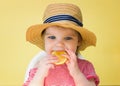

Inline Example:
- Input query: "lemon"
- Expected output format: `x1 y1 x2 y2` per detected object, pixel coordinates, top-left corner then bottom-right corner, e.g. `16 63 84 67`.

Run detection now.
52 51 67 65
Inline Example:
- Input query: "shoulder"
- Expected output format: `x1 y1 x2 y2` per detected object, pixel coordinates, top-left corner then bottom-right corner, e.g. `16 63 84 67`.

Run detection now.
77 58 93 67
77 58 96 74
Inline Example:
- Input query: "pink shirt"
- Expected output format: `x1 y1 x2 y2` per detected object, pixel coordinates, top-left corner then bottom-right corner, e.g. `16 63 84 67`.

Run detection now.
23 59 99 86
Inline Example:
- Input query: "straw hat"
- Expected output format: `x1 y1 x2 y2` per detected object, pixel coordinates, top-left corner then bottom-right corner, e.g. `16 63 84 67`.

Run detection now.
26 3 96 51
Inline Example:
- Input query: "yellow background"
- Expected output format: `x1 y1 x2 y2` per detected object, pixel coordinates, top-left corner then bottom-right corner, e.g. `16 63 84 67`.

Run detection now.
0 0 120 85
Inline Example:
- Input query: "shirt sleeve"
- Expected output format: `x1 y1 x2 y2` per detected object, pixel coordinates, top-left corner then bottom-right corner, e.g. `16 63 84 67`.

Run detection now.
82 60 100 86
23 68 38 86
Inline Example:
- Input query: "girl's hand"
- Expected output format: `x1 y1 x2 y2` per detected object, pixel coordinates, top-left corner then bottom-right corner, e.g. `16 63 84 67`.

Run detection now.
64 48 80 76
33 54 57 80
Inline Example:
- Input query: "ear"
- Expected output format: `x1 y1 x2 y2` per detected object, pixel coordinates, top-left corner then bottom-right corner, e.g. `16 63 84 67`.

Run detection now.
77 41 81 47
77 32 82 47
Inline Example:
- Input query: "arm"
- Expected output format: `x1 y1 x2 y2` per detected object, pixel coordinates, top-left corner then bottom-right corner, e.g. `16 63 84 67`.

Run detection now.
24 55 57 86
70 67 96 86
65 49 98 86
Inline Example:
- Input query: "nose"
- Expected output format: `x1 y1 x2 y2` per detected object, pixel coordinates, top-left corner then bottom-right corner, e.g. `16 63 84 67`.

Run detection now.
55 40 64 47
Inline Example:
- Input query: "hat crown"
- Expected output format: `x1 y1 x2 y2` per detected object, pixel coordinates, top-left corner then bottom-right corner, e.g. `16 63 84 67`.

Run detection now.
43 3 83 23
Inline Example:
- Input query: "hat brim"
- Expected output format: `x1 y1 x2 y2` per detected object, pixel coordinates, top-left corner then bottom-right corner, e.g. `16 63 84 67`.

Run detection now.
26 22 96 51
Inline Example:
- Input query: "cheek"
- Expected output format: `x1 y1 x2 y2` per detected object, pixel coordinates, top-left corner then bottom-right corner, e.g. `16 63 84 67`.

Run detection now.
44 40 50 50
66 42 78 52
72 45 78 52
44 38 49 51
44 39 54 53
44 44 51 54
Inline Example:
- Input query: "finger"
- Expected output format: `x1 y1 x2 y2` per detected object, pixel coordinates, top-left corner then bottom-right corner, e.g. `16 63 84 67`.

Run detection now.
65 48 75 57
65 48 71 55
47 59 58 64
65 48 73 60
62 54 71 61
47 54 58 59
46 63 55 69
37 56 57 66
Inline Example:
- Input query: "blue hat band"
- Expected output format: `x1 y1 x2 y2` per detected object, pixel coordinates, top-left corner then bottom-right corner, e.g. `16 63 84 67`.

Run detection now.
43 15 83 27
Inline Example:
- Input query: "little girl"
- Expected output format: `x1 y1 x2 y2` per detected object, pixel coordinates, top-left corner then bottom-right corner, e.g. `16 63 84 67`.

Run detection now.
24 3 99 86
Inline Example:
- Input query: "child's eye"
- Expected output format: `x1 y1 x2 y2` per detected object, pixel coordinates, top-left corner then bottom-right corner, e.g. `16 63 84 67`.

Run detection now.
48 36 56 39
64 37 73 40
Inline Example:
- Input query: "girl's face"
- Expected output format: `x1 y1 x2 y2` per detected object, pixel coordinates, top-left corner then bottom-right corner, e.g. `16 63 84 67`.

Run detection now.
43 26 81 54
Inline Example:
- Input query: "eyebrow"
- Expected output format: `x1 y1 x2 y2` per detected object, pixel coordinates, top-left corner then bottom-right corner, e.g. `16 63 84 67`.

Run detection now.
46 33 77 38
45 32 53 35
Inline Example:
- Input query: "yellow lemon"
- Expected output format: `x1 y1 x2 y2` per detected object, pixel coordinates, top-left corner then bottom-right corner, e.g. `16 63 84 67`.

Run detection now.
52 51 68 65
